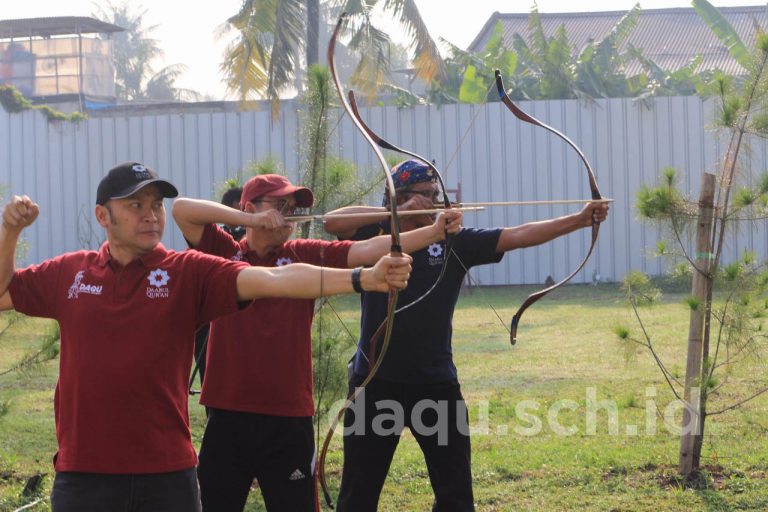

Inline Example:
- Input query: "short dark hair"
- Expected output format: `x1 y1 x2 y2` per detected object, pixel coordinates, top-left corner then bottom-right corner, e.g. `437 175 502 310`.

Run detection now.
221 187 242 208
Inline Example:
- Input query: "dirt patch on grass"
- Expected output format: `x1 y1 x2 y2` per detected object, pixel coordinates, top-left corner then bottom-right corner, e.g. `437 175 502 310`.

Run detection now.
601 463 766 491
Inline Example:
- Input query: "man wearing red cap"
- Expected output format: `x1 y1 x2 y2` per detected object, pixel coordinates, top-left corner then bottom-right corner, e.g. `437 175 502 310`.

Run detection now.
0 162 412 512
172 173 462 512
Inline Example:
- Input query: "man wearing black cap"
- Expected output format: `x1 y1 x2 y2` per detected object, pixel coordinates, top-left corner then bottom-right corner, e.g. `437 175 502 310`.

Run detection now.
172 173 462 512
0 162 413 512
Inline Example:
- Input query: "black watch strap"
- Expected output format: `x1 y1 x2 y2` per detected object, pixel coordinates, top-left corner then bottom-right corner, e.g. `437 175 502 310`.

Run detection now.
351 266 364 293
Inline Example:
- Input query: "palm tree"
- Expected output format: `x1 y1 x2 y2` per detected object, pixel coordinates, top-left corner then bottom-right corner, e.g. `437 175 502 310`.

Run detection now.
220 0 445 116
93 1 200 101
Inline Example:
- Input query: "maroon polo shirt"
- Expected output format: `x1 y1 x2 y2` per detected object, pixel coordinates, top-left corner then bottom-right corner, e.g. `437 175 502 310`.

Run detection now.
195 224 352 416
8 243 248 474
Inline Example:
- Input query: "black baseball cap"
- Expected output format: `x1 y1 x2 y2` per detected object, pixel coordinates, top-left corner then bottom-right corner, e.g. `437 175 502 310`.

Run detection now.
96 162 178 205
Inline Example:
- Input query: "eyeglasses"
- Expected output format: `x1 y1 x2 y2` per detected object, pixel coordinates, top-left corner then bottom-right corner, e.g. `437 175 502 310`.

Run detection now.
250 198 305 216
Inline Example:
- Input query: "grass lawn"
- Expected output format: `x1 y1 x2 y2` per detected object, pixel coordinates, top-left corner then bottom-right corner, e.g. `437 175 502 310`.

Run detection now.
1 284 766 511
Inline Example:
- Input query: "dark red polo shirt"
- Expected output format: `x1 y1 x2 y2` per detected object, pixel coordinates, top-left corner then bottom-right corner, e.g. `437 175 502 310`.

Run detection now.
8 243 248 474
195 224 352 416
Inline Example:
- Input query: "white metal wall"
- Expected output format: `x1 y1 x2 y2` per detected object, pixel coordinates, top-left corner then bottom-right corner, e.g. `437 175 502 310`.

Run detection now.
0 96 764 286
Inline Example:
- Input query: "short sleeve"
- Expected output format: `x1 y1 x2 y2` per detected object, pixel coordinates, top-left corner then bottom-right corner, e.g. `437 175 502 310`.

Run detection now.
188 251 250 325
9 256 65 319
452 228 504 268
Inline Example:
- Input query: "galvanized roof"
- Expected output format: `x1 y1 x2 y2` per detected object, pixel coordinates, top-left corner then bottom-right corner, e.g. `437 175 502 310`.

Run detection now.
0 17 124 39
468 6 768 75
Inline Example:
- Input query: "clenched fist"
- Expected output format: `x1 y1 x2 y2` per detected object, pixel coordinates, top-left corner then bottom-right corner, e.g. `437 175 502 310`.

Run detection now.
3 195 39 231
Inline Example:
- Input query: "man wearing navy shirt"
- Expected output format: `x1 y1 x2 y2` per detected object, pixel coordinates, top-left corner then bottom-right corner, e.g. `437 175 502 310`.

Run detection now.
325 160 610 512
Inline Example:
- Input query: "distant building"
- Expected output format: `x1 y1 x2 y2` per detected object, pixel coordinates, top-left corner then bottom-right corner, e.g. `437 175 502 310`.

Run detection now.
0 16 124 111
468 6 768 76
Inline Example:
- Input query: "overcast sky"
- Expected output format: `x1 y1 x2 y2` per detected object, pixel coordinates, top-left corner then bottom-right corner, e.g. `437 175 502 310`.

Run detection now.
1 0 764 98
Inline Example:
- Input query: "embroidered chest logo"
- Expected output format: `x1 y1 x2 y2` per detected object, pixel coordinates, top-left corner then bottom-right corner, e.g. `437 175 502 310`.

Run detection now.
146 269 170 299
427 243 444 266
231 250 244 262
67 270 103 299
276 257 292 266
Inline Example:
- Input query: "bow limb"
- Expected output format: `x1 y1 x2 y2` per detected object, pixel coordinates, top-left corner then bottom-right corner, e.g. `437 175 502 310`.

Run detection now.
317 14 402 508
346 90 454 314
494 70 603 345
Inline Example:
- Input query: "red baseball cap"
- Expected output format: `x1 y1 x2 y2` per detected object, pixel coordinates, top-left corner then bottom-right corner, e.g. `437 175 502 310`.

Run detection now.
240 174 314 209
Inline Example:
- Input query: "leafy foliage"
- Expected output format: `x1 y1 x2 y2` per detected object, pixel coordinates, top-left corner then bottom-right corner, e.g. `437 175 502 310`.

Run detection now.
621 271 661 306
221 0 443 115
93 1 199 101
245 155 287 178
222 0 305 116
427 2 722 106
692 0 750 69
624 0 768 477
636 168 691 225
296 64 382 239
0 321 60 387
0 86 87 122
456 22 517 104
312 307 355 424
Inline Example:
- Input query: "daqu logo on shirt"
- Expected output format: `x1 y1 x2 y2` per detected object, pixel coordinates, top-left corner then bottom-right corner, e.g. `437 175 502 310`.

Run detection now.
146 269 170 299
276 257 293 266
67 270 103 299
427 243 444 266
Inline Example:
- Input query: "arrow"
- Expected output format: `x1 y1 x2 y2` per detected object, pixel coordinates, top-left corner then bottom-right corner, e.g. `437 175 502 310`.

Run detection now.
283 206 485 223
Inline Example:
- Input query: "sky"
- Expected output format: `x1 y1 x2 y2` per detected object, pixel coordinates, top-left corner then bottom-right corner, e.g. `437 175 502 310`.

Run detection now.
1 0 764 99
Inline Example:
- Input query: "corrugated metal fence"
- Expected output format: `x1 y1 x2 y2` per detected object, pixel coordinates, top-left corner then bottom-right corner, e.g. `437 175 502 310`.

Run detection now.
1 96 765 286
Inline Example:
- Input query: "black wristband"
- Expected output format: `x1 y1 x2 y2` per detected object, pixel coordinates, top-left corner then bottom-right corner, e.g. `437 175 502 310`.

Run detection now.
351 266 364 293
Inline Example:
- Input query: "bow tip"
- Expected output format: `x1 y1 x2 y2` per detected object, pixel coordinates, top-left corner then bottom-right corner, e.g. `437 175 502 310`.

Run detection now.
494 70 506 100
510 317 519 346
323 490 335 509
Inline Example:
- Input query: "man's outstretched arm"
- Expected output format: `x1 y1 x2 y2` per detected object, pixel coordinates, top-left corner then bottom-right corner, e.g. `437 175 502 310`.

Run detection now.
235 253 413 301
496 201 609 252
0 196 40 311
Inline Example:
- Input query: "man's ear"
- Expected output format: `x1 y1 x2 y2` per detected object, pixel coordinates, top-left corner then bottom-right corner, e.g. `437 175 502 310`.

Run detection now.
243 202 256 214
94 204 110 228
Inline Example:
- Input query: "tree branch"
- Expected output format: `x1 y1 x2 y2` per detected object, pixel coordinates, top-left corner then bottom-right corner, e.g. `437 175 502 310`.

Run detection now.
629 296 683 398
709 385 768 415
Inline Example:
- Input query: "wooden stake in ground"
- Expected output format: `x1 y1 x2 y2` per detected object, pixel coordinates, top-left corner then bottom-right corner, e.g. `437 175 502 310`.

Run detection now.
679 172 716 475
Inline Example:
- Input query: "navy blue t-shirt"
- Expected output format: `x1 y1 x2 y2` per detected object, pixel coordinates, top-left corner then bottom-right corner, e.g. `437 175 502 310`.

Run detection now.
349 225 503 383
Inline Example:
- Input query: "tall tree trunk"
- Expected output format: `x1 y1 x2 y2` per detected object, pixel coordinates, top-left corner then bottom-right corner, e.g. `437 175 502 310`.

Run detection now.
306 0 320 67
679 172 715 475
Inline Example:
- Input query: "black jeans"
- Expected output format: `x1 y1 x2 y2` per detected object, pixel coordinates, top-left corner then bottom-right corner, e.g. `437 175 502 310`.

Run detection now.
337 378 474 512
51 468 200 512
197 408 318 512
